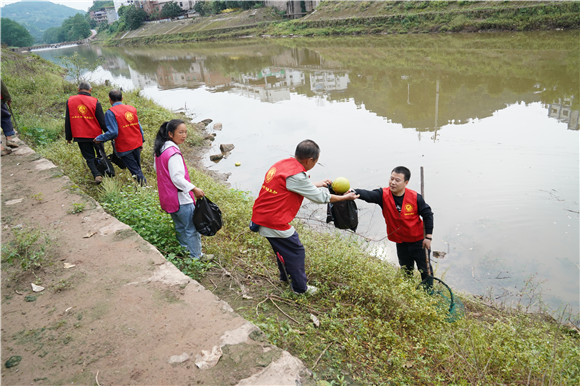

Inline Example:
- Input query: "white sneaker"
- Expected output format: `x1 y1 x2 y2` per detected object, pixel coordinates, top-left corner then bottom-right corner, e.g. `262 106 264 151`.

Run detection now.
305 285 318 295
200 254 214 262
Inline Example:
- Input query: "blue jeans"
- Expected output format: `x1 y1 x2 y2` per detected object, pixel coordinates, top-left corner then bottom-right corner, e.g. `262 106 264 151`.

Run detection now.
119 147 146 185
1 102 15 137
170 203 202 259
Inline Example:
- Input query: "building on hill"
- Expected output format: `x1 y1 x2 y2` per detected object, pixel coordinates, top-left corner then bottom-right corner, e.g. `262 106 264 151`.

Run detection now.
113 0 138 13
265 0 320 19
114 0 194 13
90 7 119 24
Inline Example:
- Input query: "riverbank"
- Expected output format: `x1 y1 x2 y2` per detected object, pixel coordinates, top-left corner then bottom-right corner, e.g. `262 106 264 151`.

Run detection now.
100 1 580 46
2 48 579 384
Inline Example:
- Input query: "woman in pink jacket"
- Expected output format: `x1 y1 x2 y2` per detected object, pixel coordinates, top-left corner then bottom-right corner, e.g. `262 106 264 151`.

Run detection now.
154 119 205 259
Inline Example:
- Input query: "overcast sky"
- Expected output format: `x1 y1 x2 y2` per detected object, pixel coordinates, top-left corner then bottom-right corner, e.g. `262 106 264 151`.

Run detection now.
1 0 95 12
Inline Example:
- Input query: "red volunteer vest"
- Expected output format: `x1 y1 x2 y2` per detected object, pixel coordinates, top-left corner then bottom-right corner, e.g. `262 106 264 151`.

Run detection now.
110 104 143 153
252 158 306 231
382 188 424 243
67 94 102 138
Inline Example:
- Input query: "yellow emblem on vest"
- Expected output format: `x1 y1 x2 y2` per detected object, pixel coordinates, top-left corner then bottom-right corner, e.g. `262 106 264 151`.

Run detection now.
77 105 88 115
405 203 414 213
265 167 276 183
125 111 135 122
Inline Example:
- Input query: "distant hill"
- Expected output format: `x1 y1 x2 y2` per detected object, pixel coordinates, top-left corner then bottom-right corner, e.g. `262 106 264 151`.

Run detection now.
1 1 85 43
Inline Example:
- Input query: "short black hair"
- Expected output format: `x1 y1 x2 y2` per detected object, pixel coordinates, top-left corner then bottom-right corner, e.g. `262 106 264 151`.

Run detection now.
78 81 91 91
109 89 123 103
392 166 411 181
295 139 320 161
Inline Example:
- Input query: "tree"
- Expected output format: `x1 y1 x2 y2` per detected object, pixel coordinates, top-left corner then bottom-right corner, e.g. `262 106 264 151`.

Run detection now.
161 2 183 19
61 14 91 41
123 6 148 30
43 26 62 44
1 18 34 47
59 52 103 85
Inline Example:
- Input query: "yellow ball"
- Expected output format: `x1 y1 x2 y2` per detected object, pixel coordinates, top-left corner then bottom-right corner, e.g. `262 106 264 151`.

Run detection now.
332 177 350 194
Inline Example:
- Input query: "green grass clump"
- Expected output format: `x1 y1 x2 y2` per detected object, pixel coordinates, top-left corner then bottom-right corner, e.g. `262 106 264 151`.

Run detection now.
1 227 51 272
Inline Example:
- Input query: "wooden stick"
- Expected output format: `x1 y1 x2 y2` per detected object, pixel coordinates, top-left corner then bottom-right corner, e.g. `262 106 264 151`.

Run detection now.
313 341 334 369
269 296 300 324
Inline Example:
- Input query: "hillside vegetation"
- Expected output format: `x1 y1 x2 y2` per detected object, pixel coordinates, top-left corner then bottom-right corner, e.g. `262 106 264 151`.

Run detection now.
0 1 84 43
2 47 580 384
102 0 580 46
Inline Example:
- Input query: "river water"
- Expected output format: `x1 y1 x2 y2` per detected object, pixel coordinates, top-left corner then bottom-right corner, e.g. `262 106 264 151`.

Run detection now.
37 31 579 317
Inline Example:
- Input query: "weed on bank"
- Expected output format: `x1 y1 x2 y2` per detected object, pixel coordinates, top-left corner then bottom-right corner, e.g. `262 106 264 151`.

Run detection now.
2 48 579 384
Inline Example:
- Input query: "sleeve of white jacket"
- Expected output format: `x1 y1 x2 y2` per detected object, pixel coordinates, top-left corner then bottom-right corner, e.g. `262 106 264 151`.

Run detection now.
167 153 196 193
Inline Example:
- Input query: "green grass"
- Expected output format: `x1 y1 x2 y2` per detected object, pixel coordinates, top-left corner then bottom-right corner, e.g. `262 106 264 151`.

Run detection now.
1 227 51 273
2 48 579 384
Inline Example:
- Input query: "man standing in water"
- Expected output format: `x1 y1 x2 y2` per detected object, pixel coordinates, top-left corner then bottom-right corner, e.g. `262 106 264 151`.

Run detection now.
355 166 434 284
251 139 359 294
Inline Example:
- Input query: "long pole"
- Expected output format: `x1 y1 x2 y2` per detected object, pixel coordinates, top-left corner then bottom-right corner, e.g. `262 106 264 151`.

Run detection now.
420 166 424 198
420 166 431 277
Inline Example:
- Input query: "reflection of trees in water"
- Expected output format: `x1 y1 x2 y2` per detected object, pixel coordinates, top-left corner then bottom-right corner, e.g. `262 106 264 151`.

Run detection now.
82 31 577 130
301 32 578 130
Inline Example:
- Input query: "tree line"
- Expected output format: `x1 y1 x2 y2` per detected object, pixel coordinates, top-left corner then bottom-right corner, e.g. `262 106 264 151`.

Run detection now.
1 13 92 47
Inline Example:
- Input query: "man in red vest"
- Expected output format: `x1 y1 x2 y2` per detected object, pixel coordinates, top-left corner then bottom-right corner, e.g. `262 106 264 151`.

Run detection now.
355 166 434 284
94 89 146 185
65 81 107 184
251 139 359 295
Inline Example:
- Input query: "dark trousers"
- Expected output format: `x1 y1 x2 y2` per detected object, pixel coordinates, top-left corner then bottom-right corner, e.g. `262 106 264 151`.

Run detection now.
1 102 15 137
120 147 146 185
77 141 102 178
267 232 308 293
396 240 432 282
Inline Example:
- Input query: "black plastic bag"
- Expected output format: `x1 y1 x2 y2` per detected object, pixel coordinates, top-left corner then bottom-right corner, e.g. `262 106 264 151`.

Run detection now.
326 187 358 232
193 196 222 236
108 141 126 169
95 143 115 177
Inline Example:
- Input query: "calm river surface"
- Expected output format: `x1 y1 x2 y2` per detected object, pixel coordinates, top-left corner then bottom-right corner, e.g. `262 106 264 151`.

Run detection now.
38 31 579 316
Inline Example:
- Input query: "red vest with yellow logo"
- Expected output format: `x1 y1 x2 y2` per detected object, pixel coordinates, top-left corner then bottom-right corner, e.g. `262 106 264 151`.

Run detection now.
110 104 143 152
252 158 306 231
382 188 424 243
67 94 102 138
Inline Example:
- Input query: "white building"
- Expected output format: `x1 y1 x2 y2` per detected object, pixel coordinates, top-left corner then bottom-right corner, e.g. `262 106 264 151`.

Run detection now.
113 0 139 13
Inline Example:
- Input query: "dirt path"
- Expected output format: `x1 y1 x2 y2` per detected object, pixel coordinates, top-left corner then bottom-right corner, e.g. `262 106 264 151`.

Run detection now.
1 142 312 385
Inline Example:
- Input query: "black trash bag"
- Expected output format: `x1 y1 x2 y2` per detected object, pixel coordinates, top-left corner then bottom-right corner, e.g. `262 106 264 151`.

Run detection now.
326 187 358 232
193 196 222 236
108 141 126 169
249 221 260 232
95 143 115 177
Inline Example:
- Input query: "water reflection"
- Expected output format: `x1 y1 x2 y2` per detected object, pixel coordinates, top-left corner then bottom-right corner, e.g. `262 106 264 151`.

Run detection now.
37 31 579 317
41 32 579 131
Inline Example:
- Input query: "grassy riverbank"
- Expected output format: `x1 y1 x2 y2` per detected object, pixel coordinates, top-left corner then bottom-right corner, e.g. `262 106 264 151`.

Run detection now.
2 48 579 384
101 1 580 46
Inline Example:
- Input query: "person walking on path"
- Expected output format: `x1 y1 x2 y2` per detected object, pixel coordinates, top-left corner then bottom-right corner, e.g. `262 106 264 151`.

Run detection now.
95 89 146 185
65 81 108 184
251 139 359 295
354 166 434 284
154 119 208 260
1 79 19 156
